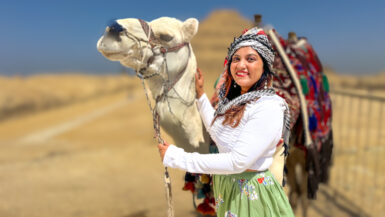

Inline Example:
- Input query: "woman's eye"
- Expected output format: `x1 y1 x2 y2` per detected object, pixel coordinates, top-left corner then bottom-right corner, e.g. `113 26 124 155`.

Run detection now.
248 57 256 62
232 57 240 62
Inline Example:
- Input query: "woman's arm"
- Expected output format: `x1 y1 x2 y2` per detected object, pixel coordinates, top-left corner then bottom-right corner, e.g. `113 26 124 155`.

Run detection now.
195 68 215 133
196 94 215 133
161 99 284 174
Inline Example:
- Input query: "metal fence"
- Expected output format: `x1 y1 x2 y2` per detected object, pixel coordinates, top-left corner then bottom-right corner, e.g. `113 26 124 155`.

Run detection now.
328 89 385 217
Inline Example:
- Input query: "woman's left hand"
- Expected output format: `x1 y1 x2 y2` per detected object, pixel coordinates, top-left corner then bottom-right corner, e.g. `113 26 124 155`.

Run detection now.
158 142 170 162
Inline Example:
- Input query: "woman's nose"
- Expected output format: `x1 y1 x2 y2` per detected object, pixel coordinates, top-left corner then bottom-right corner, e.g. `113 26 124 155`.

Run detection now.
237 59 247 69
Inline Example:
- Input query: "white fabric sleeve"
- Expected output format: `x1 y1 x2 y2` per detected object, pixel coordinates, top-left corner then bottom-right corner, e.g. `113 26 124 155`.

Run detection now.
163 100 283 174
196 93 215 133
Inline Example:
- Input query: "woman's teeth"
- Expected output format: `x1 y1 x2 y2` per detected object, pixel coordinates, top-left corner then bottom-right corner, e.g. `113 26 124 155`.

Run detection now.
236 72 248 77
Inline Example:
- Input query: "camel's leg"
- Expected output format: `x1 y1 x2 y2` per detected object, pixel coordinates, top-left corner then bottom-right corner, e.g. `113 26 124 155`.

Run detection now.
286 147 299 211
297 154 308 217
270 144 285 186
286 146 308 216
286 147 308 216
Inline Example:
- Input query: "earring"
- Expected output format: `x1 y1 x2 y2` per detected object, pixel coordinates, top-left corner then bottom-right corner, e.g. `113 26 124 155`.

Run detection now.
264 81 267 89
233 83 237 88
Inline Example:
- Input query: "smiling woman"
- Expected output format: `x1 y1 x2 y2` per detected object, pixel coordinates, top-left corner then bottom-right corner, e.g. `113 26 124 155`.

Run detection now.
159 27 294 217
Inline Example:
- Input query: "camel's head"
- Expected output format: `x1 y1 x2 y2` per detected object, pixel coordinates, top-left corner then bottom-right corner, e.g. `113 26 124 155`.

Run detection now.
97 17 199 73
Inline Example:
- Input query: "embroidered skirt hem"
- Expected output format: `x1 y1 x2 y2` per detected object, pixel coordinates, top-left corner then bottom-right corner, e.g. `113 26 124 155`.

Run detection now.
213 170 294 217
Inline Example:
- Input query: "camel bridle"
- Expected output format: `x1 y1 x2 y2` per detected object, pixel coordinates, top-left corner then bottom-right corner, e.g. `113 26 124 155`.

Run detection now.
117 19 195 105
122 19 191 85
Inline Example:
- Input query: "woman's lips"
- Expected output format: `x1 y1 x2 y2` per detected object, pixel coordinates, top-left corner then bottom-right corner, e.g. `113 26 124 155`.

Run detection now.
235 71 249 77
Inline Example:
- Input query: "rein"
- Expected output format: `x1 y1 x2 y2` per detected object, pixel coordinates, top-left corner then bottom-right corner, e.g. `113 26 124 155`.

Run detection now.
130 18 194 217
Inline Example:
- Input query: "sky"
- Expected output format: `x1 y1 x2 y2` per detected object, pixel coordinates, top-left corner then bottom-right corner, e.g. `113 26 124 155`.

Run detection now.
0 0 384 76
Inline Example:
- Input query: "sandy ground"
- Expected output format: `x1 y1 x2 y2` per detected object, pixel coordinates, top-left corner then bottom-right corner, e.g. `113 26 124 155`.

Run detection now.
0 90 199 217
0 87 377 217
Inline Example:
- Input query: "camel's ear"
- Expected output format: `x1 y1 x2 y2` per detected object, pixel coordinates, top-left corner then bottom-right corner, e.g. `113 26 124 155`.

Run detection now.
182 18 199 41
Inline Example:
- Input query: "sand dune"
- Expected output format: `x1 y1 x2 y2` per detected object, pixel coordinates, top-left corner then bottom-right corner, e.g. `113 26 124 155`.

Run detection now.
0 74 139 120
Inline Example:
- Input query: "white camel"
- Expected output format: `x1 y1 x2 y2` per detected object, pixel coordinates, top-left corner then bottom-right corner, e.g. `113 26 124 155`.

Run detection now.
96 17 285 183
97 17 209 153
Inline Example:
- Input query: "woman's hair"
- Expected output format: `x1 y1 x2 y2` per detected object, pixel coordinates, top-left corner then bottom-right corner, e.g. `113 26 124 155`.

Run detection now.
213 55 273 128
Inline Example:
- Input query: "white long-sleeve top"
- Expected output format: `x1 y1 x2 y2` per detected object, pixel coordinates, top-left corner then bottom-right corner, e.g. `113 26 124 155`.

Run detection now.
163 93 286 174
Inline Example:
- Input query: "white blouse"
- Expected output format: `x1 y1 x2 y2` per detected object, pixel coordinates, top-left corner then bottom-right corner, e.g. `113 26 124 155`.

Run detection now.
163 93 286 174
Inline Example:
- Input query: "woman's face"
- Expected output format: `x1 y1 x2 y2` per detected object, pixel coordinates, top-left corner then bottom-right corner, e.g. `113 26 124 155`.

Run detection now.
230 46 264 94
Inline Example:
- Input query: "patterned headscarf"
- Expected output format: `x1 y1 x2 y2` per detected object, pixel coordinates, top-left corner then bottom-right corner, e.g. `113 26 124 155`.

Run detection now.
227 28 275 69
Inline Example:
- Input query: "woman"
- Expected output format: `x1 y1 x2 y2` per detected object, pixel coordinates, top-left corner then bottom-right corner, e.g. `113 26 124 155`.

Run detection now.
158 28 294 217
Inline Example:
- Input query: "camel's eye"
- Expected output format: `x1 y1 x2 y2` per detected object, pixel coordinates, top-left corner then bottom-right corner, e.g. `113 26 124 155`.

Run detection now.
159 34 173 42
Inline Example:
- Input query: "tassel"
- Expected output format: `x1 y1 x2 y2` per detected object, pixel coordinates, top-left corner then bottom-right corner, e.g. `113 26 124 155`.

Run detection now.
309 114 317 131
194 179 203 189
322 74 330 92
213 77 220 89
182 182 195 193
200 174 210 184
202 184 211 194
197 189 205 199
209 145 219 153
283 130 290 150
184 172 196 182
196 198 216 216
300 76 309 95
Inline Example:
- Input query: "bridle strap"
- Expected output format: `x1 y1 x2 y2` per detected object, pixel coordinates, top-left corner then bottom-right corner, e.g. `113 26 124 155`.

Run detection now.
164 44 191 93
138 19 156 42
160 42 189 54
138 19 189 54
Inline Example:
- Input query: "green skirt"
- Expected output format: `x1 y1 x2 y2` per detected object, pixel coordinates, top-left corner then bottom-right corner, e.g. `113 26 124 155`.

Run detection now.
213 170 294 217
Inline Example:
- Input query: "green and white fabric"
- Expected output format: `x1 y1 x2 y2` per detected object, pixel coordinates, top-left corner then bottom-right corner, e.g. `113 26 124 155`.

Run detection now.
213 170 294 217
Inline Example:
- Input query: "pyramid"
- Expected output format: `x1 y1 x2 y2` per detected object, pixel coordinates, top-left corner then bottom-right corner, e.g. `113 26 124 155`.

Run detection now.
191 10 253 90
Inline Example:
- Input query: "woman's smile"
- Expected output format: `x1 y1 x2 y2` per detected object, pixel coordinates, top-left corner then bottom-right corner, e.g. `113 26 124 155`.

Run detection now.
235 70 249 77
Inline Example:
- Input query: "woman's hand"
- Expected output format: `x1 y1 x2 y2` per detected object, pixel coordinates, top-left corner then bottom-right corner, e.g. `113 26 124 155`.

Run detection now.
158 141 170 162
195 68 205 99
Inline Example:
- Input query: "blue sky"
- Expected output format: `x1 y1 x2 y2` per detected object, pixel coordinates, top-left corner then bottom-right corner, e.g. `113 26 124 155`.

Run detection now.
0 0 384 75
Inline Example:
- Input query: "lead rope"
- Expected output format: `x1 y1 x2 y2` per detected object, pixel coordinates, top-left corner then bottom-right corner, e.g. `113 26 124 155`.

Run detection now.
138 77 174 217
136 29 174 217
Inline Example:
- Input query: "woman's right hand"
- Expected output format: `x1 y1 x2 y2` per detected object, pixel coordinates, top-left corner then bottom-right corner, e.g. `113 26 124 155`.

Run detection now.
195 68 205 99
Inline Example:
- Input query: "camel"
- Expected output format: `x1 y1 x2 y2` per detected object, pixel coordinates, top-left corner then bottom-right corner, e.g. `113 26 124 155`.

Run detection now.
97 17 210 153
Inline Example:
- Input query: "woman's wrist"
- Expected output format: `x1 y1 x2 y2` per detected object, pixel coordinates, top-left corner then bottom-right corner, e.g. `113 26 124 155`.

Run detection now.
196 91 205 99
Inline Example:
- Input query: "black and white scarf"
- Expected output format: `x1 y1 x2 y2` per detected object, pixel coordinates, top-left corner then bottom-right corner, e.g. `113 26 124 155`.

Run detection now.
215 87 291 146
